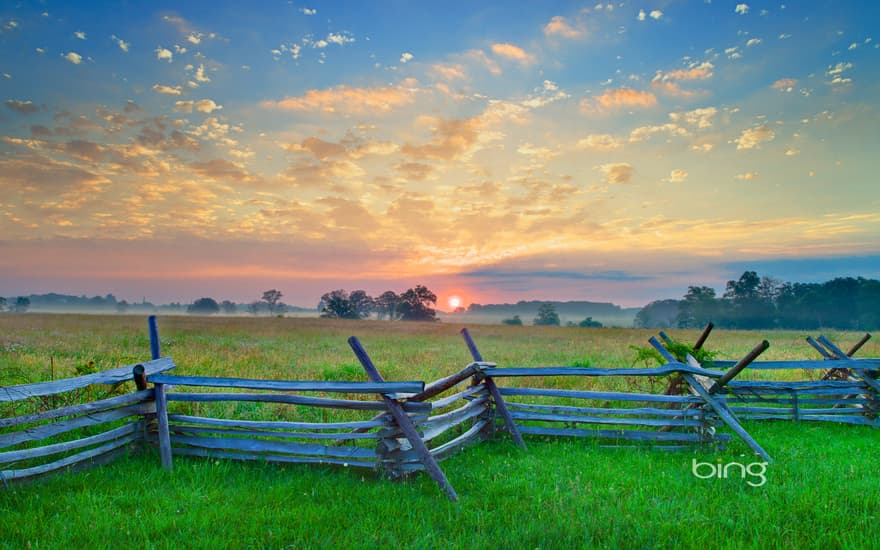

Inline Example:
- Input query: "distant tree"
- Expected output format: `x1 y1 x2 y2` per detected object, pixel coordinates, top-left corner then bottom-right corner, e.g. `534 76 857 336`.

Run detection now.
533 303 560 326
502 315 523 326
13 297 30 313
453 306 466 314
578 317 603 328
320 289 358 319
247 301 262 315
262 289 283 314
676 286 719 328
634 299 681 328
116 300 129 313
0 297 6 312
349 290 375 319
221 300 238 314
397 285 437 321
375 291 401 320
187 297 220 315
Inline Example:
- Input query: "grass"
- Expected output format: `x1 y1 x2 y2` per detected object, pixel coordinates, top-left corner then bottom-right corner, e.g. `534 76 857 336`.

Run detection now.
1 314 879 548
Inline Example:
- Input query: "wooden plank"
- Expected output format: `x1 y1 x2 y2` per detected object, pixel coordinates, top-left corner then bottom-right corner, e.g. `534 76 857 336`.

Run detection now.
419 397 489 443
0 403 151 450
0 433 140 481
806 336 834 359
710 358 880 370
170 434 377 459
166 392 432 413
725 396 874 406
148 315 161 359
506 402 705 418
498 387 703 404
516 425 711 443
460 328 527 451
694 323 714 350
408 364 482 402
148 374 424 395
482 365 725 379
171 447 376 468
429 385 487 411
733 414 876 426
508 411 701 428
154 383 173 471
348 336 458 501
0 421 141 465
429 420 488 461
168 425 380 441
726 380 865 390
846 333 872 357
167 414 389 431
728 406 864 415
0 389 154 429
708 340 770 394
0 357 175 402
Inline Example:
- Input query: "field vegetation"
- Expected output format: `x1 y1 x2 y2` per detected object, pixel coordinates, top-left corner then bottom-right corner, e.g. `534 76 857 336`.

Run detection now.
1 314 878 548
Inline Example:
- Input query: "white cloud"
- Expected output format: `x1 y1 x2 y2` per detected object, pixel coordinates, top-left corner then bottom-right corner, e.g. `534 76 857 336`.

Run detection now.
637 9 646 21
400 52 414 64
848 42 858 50
670 107 718 129
174 44 187 54
785 149 800 156
577 134 623 151
779 33 791 39
152 84 183 95
327 32 355 46
111 35 130 52
301 8 316 15
735 4 749 15
735 125 775 150
596 163 634 184
155 47 173 62
187 33 202 45
74 31 86 40
746 38 762 47
36 47 45 54
650 10 663 20
735 172 758 180
544 15 585 38
194 64 210 83
63 52 83 65
665 169 688 183
691 143 714 153
195 99 222 113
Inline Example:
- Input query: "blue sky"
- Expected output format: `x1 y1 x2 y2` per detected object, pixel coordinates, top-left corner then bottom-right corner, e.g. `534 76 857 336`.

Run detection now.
1 1 879 308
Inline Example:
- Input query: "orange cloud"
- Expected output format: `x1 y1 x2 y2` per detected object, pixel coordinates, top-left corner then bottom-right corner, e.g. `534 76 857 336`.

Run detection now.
544 16 585 39
491 42 535 65
771 78 798 92
586 88 657 111
263 84 416 114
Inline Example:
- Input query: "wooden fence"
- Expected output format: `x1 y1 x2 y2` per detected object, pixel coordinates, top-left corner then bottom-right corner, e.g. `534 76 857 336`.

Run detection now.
658 325 880 426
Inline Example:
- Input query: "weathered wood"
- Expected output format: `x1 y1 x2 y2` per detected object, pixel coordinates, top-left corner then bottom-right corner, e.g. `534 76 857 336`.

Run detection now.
680 373 773 462
516 425 712 443
154 383 173 471
0 389 154 429
0 433 140 481
509 411 700 428
429 420 488 461
171 447 376 468
408 363 482 402
0 422 141 464
499 387 703 404
806 336 834 359
710 358 880 370
167 414 389 431
0 403 151 450
732 414 876 426
133 365 148 391
148 315 161 360
429 385 487 411
708 340 770 394
482 364 725 379
348 336 458 501
148 374 424 395
170 434 377 459
728 406 864 415
418 397 489 443
817 336 880 393
168 425 380 441
694 323 714 350
506 402 704 418
165 392 432 413
846 333 872 357
726 380 865 390
460 328 527 450
0 357 175 402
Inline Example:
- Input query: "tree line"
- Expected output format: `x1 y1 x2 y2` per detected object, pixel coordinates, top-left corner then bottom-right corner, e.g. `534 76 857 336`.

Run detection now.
318 285 438 321
635 271 880 330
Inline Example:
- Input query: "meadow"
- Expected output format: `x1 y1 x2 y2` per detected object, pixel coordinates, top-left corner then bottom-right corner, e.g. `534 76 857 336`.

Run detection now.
1 314 878 548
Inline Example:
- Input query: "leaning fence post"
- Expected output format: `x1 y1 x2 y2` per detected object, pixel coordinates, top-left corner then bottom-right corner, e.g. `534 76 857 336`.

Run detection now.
154 382 173 470
148 315 161 360
460 328 526 450
347 337 458 502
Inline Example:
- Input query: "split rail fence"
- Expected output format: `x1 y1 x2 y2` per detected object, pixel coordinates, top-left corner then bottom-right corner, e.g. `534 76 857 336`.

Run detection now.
2 317 877 500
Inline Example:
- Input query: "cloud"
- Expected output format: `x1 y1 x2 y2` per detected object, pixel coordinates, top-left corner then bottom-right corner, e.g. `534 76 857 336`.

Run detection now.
785 149 800 156
155 47 173 62
174 99 222 113
111 34 130 52
650 10 663 20
826 62 853 86
300 7 316 15
596 163 634 184
401 116 481 161
735 4 749 15
664 169 688 183
577 134 624 151
735 172 758 180
326 32 355 46
746 38 762 47
152 84 183 95
63 52 83 64
74 31 86 40
190 159 257 183
194 64 210 83
734 125 775 150
400 52 414 63
432 63 466 80
658 61 714 82
669 107 717 129
691 143 714 153
584 88 657 112
771 78 797 92
395 162 434 181
5 99 40 114
543 15 585 39
490 42 535 64
187 33 202 45
629 123 687 142
262 84 416 114
463 49 501 75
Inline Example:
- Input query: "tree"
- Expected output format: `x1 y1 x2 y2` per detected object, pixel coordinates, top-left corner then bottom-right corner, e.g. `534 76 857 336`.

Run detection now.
397 285 437 321
247 301 262 315
502 315 523 326
634 299 680 328
349 290 375 319
0 297 6 312
13 297 30 313
262 289 283 314
187 297 220 315
677 286 719 328
116 300 129 313
221 300 238 314
375 291 401 320
578 317 603 328
533 303 560 326
320 289 357 319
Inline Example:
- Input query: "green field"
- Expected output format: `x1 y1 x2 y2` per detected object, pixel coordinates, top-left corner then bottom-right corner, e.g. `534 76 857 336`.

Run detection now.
1 314 878 548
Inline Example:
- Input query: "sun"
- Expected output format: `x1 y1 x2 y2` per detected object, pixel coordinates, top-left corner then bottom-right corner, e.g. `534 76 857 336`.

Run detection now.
448 296 462 309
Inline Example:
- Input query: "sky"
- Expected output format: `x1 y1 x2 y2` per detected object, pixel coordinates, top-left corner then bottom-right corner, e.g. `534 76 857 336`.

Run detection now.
1 1 879 309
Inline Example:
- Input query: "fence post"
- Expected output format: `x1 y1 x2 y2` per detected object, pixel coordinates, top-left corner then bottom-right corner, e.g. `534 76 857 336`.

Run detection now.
348 337 458 502
460 328 526 450
148 315 161 360
154 382 173 470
